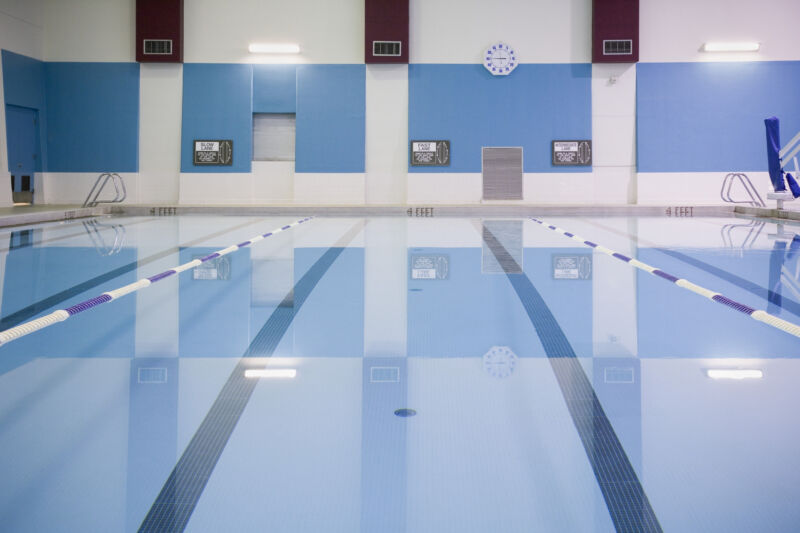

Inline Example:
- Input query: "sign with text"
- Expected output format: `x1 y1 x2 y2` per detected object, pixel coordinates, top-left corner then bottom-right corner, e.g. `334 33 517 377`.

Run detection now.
193 140 233 166
410 140 450 166
551 140 592 166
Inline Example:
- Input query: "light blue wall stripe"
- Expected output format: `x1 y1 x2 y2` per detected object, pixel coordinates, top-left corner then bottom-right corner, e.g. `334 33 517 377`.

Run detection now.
295 64 365 173
44 62 140 172
408 64 592 173
637 61 800 173
181 63 253 173
1 50 45 110
253 64 297 113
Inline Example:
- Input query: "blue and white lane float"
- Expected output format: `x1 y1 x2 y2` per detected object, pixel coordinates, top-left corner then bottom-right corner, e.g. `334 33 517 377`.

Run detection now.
0 217 313 347
529 217 800 339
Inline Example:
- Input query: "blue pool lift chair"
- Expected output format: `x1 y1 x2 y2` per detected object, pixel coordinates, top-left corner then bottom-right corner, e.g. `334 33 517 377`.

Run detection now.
765 116 800 209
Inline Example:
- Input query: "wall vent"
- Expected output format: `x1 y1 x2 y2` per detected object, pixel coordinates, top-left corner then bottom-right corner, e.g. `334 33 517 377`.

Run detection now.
143 39 173 55
603 39 633 55
372 41 401 56
482 147 523 200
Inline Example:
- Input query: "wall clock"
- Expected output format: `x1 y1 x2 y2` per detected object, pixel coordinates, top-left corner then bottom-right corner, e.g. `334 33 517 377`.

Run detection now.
484 42 517 76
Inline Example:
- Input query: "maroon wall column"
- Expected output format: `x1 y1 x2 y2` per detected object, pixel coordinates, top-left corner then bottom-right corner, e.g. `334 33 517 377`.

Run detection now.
136 0 184 63
365 0 409 64
592 0 639 63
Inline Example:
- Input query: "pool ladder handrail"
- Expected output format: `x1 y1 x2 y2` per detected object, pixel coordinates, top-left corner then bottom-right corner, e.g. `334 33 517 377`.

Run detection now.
83 172 126 208
720 172 765 207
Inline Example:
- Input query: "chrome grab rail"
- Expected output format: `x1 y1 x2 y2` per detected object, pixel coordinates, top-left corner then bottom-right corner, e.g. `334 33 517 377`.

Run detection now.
720 172 765 207
82 219 126 256
83 172 127 208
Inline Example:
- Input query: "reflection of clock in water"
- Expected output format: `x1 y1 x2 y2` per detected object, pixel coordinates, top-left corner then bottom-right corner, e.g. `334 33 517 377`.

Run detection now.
483 346 518 378
484 42 518 76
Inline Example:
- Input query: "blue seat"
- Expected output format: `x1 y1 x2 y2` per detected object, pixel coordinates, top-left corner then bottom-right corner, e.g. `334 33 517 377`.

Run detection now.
765 117 800 207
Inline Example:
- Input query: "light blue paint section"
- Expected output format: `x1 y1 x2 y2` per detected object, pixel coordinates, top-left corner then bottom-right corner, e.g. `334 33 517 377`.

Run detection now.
253 64 297 113
637 61 800 172
295 64 365 173
408 64 592 173
44 62 140 172
181 63 253 173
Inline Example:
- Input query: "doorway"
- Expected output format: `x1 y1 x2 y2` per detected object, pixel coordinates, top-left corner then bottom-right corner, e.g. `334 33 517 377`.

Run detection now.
6 104 41 204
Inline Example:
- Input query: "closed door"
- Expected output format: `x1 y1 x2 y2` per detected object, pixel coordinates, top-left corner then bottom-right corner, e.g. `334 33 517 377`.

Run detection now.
6 104 41 199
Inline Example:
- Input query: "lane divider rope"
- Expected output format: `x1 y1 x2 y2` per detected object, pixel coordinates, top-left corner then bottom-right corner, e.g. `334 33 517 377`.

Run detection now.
530 217 800 339
0 217 313 347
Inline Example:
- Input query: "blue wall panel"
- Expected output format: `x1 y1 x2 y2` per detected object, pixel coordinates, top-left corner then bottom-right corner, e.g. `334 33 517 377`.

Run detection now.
181 63 253 173
1 50 45 110
2 50 47 172
408 64 592 173
295 64 365 173
637 61 800 172
253 64 297 113
44 62 139 172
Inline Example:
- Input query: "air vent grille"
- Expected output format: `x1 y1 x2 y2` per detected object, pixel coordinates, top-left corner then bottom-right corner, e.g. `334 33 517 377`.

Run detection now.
482 147 523 200
373 41 402 56
144 39 173 55
603 39 633 55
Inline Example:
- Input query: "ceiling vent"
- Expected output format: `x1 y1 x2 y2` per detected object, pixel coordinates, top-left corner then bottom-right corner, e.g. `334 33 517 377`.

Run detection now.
373 41 401 57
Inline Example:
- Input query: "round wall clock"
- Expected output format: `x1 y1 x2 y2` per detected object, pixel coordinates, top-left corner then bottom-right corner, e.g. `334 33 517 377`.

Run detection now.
484 42 518 76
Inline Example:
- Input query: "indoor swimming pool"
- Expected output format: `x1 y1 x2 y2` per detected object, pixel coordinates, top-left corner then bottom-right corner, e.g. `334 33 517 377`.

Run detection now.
0 213 798 533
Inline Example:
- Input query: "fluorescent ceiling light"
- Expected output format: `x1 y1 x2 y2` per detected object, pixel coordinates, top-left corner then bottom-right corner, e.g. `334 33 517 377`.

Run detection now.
244 368 297 379
702 42 760 52
248 43 301 54
706 369 763 380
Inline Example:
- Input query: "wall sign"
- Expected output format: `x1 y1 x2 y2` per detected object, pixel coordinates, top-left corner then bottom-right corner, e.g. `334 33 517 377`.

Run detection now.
193 140 233 166
410 140 450 166
192 254 231 280
552 254 592 280
552 140 592 166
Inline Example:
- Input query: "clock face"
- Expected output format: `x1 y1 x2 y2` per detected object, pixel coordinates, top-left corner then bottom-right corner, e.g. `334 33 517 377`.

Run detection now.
483 346 518 378
484 43 518 76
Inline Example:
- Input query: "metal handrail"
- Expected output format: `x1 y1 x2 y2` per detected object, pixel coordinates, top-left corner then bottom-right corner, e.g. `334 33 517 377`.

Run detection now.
720 172 765 207
82 219 127 256
83 173 127 208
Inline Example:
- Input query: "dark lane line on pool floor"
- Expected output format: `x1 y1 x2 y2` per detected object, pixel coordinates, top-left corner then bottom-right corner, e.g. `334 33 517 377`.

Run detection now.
482 226 663 533
138 221 366 533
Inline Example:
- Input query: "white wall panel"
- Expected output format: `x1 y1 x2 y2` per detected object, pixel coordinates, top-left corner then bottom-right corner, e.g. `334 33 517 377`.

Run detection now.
184 0 363 64
365 65 408 204
410 0 592 63
638 172 773 206
42 0 133 61
640 0 800 62
294 173 365 204
139 64 182 205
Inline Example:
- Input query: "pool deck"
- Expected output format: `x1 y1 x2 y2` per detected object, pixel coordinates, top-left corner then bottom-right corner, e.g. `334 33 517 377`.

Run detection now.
0 203 797 229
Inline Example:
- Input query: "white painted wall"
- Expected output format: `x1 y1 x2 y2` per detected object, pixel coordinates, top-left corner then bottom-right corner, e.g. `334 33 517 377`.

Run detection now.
0 0 44 207
42 0 133 62
138 64 182 204
365 65 408 204
410 0 591 63
641 0 800 63
184 0 363 64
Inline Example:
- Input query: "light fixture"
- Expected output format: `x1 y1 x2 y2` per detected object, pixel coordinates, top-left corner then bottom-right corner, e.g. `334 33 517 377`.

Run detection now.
702 42 760 53
705 369 763 380
248 43 301 54
244 368 297 379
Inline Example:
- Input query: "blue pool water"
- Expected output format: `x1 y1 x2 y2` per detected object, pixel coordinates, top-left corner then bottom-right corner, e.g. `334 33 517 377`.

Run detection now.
0 214 798 532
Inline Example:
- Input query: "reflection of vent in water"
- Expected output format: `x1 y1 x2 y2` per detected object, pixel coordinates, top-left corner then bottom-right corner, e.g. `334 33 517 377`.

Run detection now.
138 367 168 384
482 220 523 273
144 39 173 55
370 367 400 383
482 147 522 200
604 367 635 384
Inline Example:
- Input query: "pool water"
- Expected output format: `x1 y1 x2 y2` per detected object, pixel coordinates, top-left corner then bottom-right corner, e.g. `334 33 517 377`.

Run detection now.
0 214 798 532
